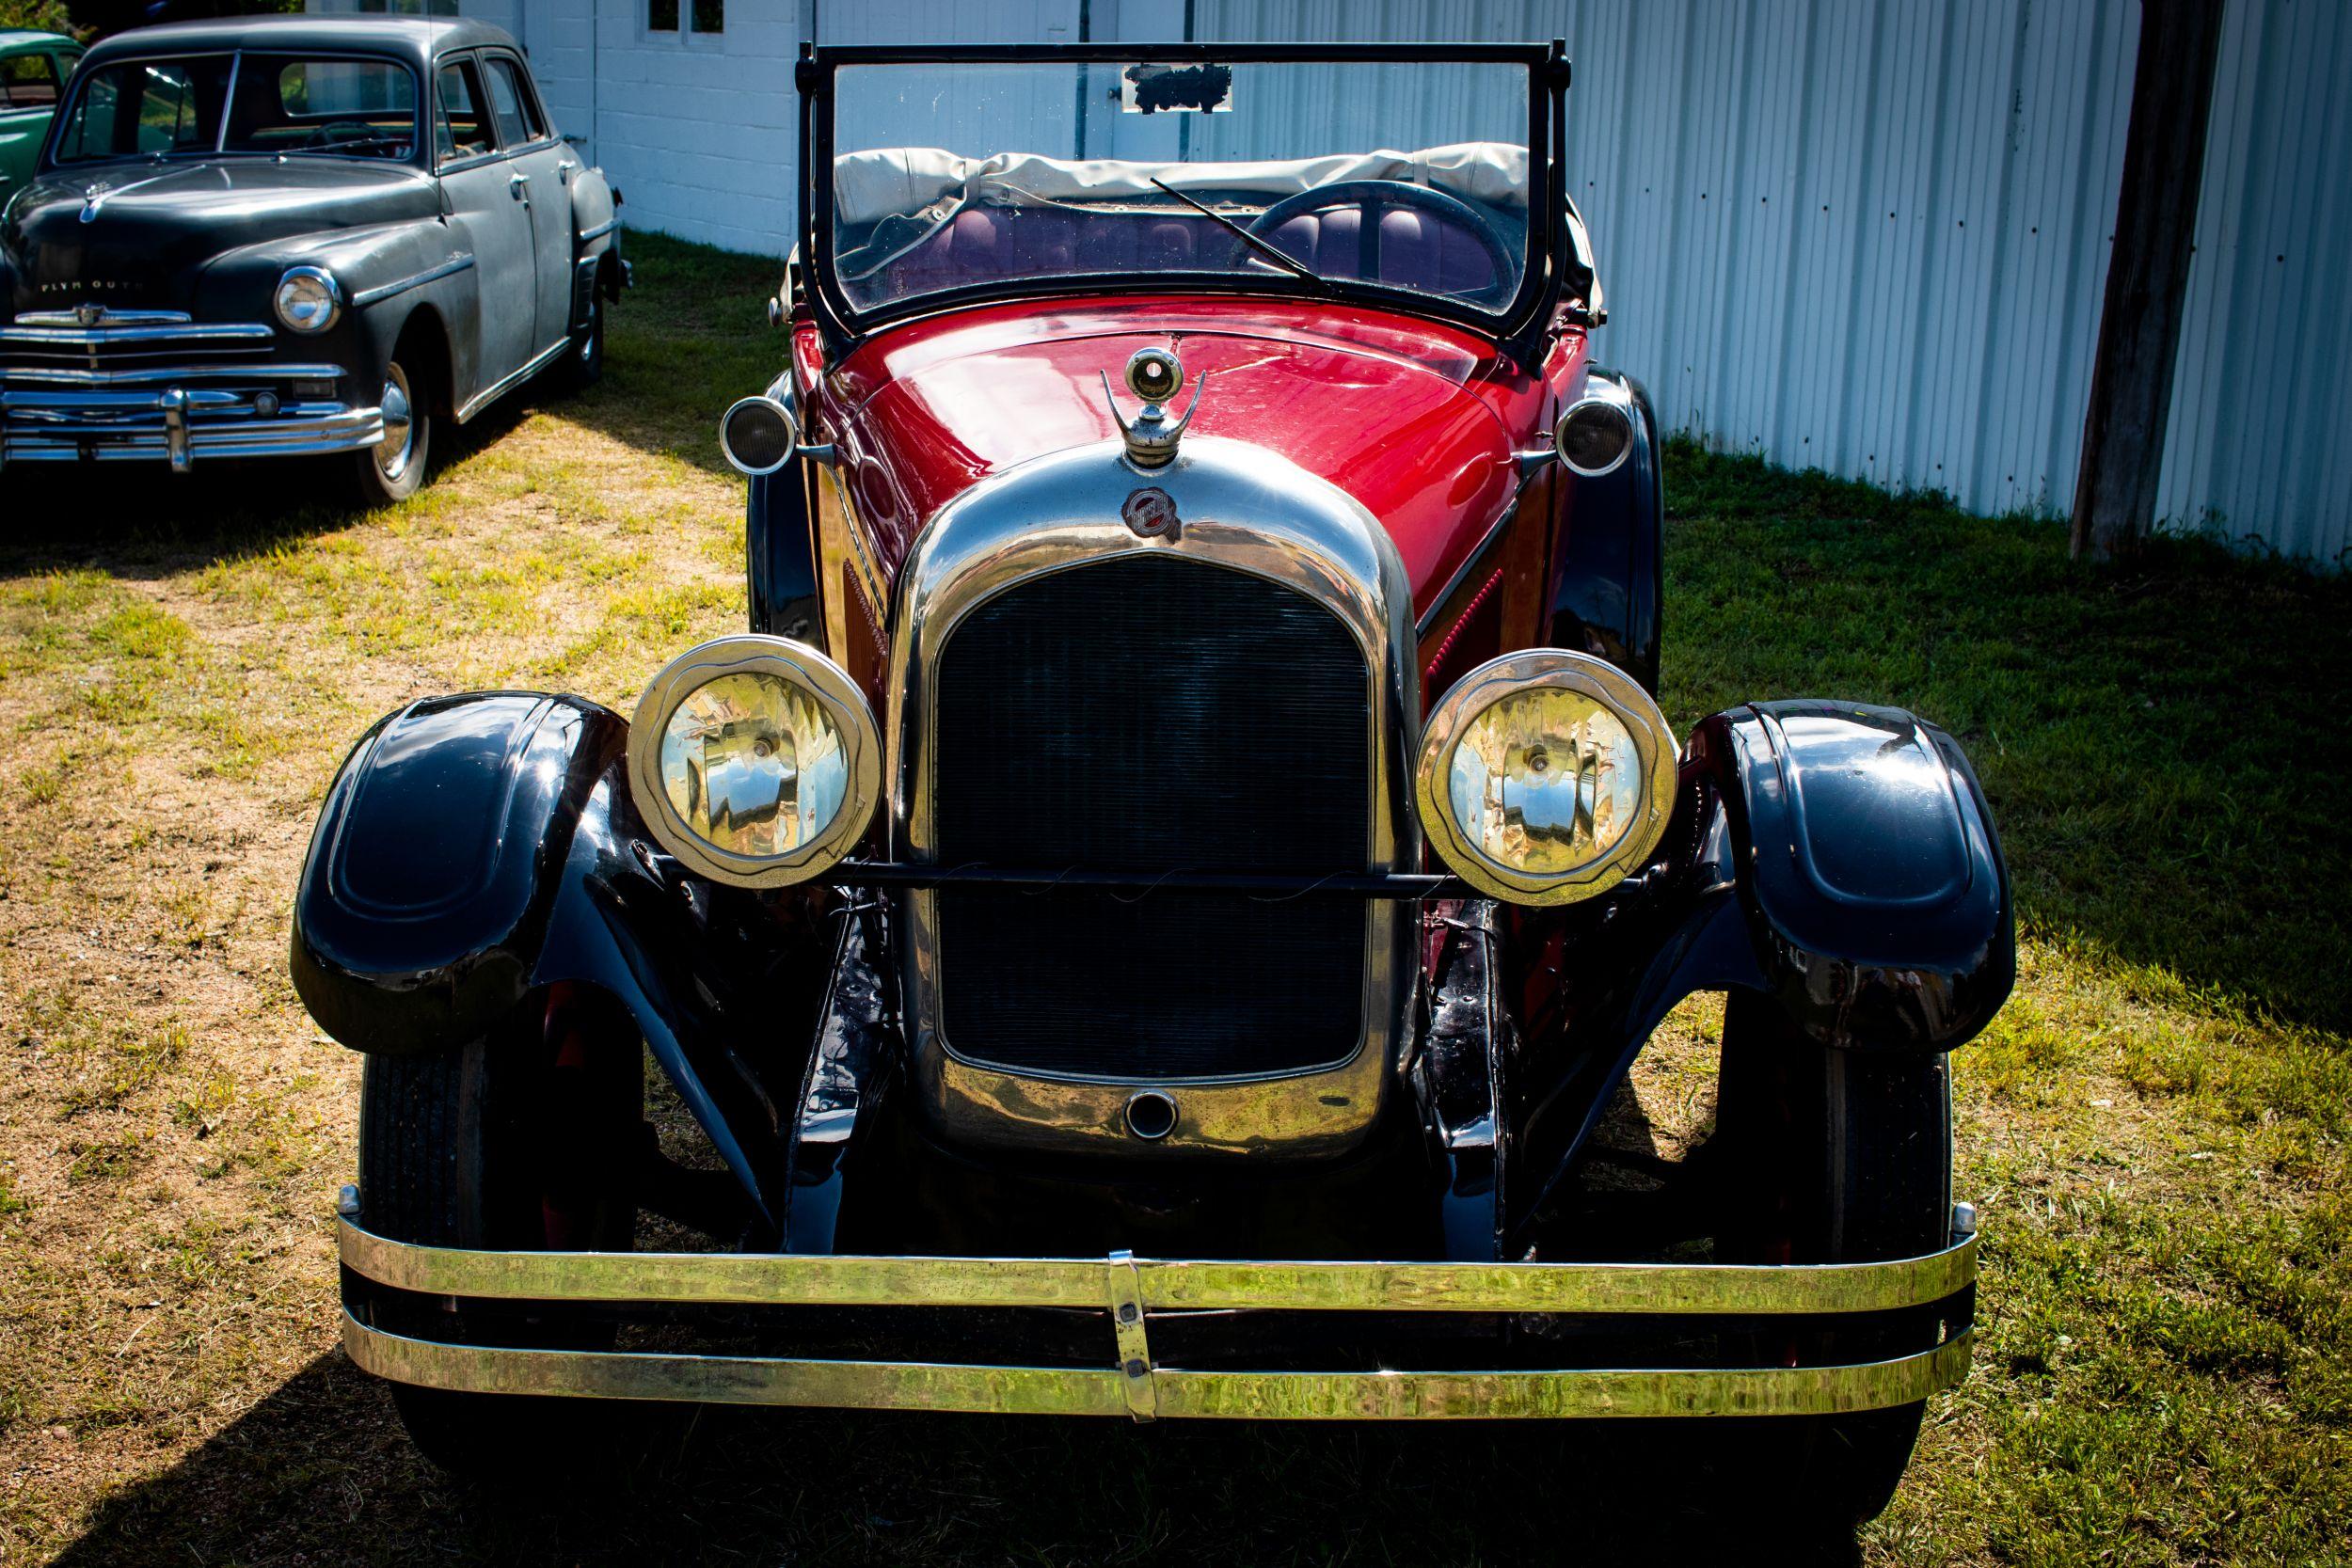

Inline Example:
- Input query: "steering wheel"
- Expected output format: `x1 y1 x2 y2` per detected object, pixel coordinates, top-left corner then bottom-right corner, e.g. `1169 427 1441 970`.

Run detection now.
303 120 382 150
1244 179 1516 302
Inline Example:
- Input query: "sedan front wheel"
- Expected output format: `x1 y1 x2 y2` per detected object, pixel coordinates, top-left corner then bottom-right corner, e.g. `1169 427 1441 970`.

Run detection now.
351 358 430 506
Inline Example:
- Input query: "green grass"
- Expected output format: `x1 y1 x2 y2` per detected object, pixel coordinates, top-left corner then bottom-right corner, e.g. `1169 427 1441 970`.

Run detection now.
0 232 2344 1566
1664 448 2352 1037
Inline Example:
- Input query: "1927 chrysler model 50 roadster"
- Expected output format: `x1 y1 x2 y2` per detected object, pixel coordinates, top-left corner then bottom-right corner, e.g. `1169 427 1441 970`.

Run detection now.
0 16 622 502
297 42 2010 1521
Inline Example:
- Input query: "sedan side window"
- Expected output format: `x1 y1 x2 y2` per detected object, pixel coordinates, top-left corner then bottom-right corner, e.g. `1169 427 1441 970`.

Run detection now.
482 57 544 148
2 52 61 109
436 60 493 163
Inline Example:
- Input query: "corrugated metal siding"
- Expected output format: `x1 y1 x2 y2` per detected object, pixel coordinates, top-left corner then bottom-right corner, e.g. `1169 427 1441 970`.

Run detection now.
2155 0 2352 564
421 0 2345 562
1194 0 2349 562
1194 0 2142 523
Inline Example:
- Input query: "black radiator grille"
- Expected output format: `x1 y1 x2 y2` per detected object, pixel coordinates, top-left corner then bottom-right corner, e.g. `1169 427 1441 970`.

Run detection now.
932 552 1372 1080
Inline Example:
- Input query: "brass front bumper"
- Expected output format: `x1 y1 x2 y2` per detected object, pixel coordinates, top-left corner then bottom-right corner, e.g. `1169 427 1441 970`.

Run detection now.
338 1211 1978 1422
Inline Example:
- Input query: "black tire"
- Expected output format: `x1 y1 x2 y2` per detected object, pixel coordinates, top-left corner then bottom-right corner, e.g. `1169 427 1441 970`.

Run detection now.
1714 989 1953 1527
355 985 644 1480
349 353 431 506
548 285 604 394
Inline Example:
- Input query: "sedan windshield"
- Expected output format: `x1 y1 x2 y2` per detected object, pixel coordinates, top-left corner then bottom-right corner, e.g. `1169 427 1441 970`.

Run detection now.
51 54 420 166
830 57 1531 317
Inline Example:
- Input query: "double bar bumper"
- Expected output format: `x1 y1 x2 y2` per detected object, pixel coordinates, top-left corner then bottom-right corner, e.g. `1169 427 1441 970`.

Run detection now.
0 388 383 471
338 1207 1979 1422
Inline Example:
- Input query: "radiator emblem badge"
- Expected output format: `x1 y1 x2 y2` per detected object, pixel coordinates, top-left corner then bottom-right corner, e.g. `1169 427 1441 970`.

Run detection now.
1121 486 1181 540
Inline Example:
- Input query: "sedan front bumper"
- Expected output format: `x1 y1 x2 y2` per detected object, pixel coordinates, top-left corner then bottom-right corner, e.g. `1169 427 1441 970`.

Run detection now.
0 386 384 471
338 1204 1979 1422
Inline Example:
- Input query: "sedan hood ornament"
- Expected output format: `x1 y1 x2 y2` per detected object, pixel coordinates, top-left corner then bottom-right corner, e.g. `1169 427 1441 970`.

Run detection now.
1101 345 1206 469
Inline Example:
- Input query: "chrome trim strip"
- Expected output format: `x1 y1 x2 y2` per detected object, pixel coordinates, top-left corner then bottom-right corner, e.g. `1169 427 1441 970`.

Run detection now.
1 388 343 415
0 323 274 349
342 1310 1973 1421
339 1214 1978 1317
884 435 1422 1159
348 252 477 309
11 308 193 327
577 216 621 244
454 334 573 422
0 363 346 388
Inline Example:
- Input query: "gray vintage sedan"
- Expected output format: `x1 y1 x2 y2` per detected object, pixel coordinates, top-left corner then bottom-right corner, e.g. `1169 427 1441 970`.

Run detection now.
0 15 624 501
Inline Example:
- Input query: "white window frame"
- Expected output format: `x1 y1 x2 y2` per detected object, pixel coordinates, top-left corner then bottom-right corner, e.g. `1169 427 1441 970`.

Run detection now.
644 0 724 47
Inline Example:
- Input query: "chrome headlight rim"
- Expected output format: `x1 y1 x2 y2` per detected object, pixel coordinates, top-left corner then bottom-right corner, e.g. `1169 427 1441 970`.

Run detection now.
274 265 343 335
1554 393 1634 478
719 395 799 476
627 635 882 889
1414 649 1677 906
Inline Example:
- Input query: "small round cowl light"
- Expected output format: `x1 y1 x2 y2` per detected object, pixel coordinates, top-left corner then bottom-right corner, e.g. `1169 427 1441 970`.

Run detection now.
274 266 342 334
1415 650 1677 906
720 396 798 475
628 636 882 888
1555 395 1633 477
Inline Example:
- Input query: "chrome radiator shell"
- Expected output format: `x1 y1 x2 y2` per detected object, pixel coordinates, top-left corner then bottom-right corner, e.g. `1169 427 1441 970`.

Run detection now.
883 436 1422 1160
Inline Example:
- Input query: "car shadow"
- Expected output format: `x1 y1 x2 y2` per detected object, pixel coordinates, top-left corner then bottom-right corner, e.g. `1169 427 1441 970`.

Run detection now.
0 460 377 587
45 1350 1867 1566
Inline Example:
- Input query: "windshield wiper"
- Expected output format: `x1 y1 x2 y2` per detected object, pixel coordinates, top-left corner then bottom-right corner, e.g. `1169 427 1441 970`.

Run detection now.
1148 178 1332 293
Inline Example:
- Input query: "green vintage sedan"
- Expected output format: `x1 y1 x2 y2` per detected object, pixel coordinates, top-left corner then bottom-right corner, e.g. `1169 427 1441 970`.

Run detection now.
0 28 80 206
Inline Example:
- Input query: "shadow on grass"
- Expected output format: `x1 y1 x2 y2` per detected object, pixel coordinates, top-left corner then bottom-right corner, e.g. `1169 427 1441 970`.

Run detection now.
1661 442 2352 1037
47 1352 1864 1567
545 231 784 483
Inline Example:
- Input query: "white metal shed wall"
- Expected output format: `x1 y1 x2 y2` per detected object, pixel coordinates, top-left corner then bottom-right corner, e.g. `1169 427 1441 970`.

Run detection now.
426 0 2346 562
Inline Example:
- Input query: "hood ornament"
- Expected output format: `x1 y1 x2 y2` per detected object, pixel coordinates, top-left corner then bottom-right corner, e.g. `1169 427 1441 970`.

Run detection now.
1101 346 1206 470
79 182 112 224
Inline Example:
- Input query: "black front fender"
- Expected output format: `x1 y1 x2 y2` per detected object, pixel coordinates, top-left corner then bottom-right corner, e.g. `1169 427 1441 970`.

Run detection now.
291 693 831 1231
1691 700 2013 1050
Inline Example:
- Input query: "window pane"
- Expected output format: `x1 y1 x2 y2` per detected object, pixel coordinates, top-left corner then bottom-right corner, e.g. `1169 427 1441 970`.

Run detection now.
648 0 678 33
483 57 531 147
437 62 491 159
2 54 61 108
53 57 230 163
691 0 723 33
228 59 417 158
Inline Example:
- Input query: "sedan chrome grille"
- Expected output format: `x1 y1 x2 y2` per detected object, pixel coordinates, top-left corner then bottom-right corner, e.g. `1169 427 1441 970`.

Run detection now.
0 307 278 378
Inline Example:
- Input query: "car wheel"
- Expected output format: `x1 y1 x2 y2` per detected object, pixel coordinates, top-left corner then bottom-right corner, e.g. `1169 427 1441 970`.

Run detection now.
549 288 604 394
1713 989 1953 1527
350 358 430 506
352 984 646 1481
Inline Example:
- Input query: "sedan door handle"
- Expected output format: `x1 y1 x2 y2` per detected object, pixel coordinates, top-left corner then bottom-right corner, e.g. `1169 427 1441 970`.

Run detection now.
509 173 531 201
556 159 578 183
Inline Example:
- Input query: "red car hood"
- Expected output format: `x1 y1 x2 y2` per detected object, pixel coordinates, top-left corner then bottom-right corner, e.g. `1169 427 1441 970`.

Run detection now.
830 301 1526 618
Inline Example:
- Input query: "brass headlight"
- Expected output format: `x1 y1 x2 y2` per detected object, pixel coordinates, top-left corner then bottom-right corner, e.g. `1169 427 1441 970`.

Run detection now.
627 636 881 887
1415 650 1676 905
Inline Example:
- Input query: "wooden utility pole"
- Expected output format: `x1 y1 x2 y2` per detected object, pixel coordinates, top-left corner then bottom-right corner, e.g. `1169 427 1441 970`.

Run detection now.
2070 0 2228 562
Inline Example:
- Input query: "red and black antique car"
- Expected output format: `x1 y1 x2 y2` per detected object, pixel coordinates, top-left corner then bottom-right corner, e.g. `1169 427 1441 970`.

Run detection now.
296 42 2010 1522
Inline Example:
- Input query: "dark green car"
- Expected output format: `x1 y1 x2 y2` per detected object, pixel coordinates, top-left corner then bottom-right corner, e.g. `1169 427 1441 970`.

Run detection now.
0 29 80 206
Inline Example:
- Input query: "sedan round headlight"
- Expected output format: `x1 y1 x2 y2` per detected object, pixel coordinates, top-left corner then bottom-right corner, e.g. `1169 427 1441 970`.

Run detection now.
274 267 342 335
1415 650 1677 905
627 636 881 887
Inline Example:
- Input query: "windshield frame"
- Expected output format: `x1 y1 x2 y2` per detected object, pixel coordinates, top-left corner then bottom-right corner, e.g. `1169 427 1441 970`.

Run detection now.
41 48 427 173
799 40 1569 356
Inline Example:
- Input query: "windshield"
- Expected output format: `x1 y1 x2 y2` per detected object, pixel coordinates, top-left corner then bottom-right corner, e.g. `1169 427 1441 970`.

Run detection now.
827 57 1533 319
51 54 419 166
